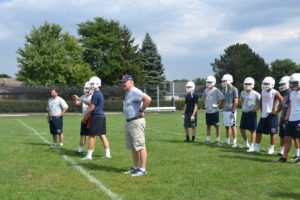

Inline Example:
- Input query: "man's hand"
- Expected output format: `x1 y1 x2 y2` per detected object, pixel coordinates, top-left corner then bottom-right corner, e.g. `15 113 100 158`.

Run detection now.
230 112 235 119
191 115 195 121
138 110 144 117
56 113 62 118
182 115 185 120
72 94 79 101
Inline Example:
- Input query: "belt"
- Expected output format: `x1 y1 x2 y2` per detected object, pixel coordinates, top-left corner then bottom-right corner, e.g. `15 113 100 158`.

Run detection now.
126 116 143 122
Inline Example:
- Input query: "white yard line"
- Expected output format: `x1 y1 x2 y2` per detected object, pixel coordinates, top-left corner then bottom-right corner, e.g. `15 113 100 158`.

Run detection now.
17 119 122 200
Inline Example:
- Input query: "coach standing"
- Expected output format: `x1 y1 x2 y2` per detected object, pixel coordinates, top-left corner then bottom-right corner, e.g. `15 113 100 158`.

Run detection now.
121 74 152 177
47 89 68 146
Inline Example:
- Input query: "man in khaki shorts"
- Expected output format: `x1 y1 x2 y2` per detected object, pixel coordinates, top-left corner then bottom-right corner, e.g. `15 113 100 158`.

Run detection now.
121 74 152 177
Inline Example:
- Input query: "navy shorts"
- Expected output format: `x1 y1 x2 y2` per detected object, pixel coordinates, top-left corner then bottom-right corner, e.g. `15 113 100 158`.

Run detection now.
206 112 219 126
80 121 89 135
49 116 63 135
88 115 106 136
184 113 197 128
279 119 287 137
240 112 257 131
286 120 300 138
256 114 278 135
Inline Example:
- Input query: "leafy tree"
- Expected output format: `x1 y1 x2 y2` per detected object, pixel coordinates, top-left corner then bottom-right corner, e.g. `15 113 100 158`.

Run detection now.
140 33 165 84
0 74 11 78
16 22 94 86
193 78 206 85
173 79 189 82
78 17 143 84
270 59 300 89
211 43 270 91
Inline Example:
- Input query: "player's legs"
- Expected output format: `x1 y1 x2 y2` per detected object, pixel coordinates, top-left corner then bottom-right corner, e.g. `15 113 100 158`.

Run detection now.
82 136 96 160
225 126 231 144
231 126 237 147
59 133 64 146
282 136 292 159
240 129 247 141
184 128 190 142
132 150 139 168
139 149 147 169
52 134 57 144
99 135 111 158
204 125 211 144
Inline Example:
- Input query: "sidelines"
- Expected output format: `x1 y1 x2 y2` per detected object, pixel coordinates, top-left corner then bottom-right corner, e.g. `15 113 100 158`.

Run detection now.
17 119 122 200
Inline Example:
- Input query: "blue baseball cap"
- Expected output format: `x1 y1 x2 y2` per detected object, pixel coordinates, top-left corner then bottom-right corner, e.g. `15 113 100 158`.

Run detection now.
120 74 133 82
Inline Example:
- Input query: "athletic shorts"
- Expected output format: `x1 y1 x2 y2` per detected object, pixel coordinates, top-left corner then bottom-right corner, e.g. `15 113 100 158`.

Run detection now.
206 112 219 126
80 120 89 135
87 115 106 136
184 113 197 128
256 114 278 135
279 119 287 137
49 116 63 135
286 120 300 138
223 111 236 127
125 118 146 151
240 112 257 131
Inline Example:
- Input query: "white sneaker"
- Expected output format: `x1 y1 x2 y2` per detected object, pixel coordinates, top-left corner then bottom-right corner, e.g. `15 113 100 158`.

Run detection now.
232 143 237 148
51 143 58 147
254 146 260 152
268 148 275 155
59 143 63 147
247 147 255 152
102 155 112 159
203 141 210 144
131 169 147 177
240 144 250 148
82 156 92 160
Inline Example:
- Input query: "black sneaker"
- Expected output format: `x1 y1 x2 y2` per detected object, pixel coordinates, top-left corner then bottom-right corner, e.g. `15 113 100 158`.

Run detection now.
274 157 287 163
276 153 283 157
295 159 300 164
75 151 83 155
291 155 298 160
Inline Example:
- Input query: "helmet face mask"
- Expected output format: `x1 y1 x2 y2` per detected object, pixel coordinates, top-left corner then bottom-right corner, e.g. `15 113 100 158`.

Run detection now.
89 76 101 90
279 76 290 92
206 76 216 88
290 73 300 90
185 81 195 93
261 77 275 91
83 81 92 95
221 74 233 88
243 77 254 91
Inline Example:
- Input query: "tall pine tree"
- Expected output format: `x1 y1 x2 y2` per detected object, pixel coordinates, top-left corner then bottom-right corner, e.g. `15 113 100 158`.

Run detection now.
140 33 165 84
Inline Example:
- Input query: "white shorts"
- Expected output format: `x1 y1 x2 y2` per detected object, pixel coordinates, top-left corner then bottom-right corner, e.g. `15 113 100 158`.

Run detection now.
223 111 236 127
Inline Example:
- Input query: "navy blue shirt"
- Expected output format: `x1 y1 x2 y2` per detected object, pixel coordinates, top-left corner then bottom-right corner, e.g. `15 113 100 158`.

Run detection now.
185 93 199 114
91 90 105 117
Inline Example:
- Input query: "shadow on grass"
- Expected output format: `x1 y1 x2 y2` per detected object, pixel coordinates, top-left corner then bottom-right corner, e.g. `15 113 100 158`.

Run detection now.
268 191 300 199
220 155 271 163
23 142 50 146
79 162 125 173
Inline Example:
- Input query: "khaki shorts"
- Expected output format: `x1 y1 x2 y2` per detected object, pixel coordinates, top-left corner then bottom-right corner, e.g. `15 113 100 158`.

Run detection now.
125 118 146 151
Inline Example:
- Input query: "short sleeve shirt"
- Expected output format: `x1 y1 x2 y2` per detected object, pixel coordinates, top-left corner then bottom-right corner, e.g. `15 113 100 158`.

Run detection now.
281 92 290 119
79 94 92 116
240 90 261 112
203 87 224 113
222 86 239 112
185 93 199 114
47 96 68 116
289 91 300 121
91 90 105 117
123 87 146 119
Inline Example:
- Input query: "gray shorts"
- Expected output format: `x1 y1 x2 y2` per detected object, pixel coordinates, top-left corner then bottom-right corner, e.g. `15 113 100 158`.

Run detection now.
125 118 146 151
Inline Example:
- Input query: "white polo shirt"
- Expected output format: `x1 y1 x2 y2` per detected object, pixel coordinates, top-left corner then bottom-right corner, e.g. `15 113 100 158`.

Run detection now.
47 96 68 116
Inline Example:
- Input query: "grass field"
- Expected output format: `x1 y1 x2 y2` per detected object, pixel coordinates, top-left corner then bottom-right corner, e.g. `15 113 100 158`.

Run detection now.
1 110 300 200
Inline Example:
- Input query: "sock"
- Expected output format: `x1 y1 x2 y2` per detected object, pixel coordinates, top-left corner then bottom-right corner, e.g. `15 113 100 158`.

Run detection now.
244 140 249 145
139 168 146 172
186 135 190 141
269 145 275 150
250 143 254 148
87 150 93 158
216 137 220 142
206 136 211 142
297 149 300 156
280 146 284 154
78 146 83 153
192 136 195 142
226 138 230 144
105 148 111 157
60 143 63 146
255 143 260 150
233 139 237 145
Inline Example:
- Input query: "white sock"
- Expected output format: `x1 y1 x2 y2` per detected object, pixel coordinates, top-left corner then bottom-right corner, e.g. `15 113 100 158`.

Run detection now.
280 147 284 154
78 146 83 152
250 143 254 148
297 149 300 156
233 139 237 145
206 136 211 141
244 140 249 145
255 143 260 149
105 148 111 157
269 145 275 150
87 150 93 158
139 168 146 172
226 138 230 143
216 137 220 142
60 143 63 146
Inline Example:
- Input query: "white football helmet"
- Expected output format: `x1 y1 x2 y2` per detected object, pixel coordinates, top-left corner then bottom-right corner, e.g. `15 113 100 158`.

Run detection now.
83 81 93 95
221 74 233 88
243 77 255 91
206 76 216 88
279 76 290 92
290 73 300 90
89 76 101 90
261 76 275 91
185 81 195 93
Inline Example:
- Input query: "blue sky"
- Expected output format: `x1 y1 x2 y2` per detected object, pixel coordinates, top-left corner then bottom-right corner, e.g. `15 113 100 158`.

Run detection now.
1 0 300 81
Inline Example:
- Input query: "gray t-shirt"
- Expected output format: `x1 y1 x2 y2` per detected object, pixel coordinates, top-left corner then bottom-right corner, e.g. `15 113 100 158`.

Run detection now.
123 87 146 119
47 96 68 116
203 87 224 113
222 86 239 112
240 90 261 113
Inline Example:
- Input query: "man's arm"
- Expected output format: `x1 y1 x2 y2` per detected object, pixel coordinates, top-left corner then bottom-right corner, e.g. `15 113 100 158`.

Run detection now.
56 107 68 118
83 104 95 123
285 103 291 121
232 97 238 112
138 95 152 117
272 92 283 114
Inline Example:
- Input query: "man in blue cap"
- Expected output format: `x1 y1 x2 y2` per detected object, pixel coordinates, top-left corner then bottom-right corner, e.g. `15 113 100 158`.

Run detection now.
121 74 152 176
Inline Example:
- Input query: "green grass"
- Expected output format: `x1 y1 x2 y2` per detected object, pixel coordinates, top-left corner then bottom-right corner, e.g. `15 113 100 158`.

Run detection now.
0 110 300 200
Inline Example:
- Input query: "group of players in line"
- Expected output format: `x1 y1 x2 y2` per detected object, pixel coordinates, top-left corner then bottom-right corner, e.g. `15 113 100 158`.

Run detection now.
182 73 300 163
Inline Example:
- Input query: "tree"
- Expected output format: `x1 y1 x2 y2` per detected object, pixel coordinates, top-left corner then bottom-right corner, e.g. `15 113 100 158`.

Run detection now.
140 33 165 84
193 78 206 85
0 74 11 78
270 59 300 88
211 43 270 91
173 79 189 82
78 17 143 84
16 22 94 86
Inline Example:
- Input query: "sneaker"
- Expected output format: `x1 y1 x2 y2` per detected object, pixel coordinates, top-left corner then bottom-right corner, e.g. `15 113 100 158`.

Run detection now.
254 146 260 152
268 148 275 155
51 143 58 147
274 157 287 163
295 159 300 164
276 153 283 157
131 169 147 177
203 141 210 145
247 147 255 152
214 141 220 145
75 151 83 155
122 167 138 174
59 143 64 147
240 144 250 148
82 156 92 160
102 155 112 159
291 155 298 160
231 143 237 148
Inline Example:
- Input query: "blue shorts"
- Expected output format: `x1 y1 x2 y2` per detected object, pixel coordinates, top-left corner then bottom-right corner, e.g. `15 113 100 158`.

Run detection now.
49 116 63 135
286 120 300 138
206 112 219 126
80 121 89 135
88 115 106 136
184 113 197 128
256 114 278 135
279 119 287 137
240 112 257 131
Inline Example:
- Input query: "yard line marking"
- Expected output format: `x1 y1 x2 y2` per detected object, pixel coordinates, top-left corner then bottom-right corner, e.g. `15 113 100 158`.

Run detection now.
17 119 122 200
